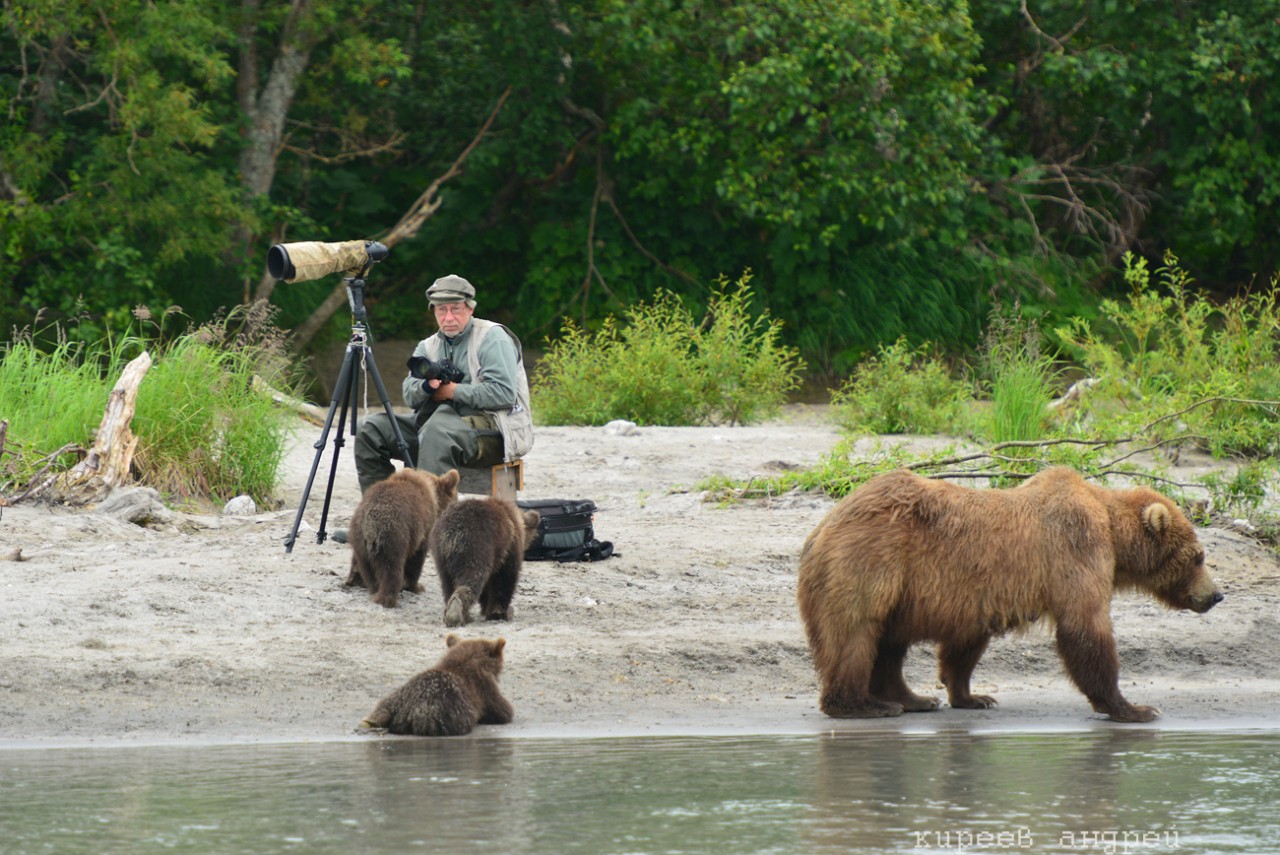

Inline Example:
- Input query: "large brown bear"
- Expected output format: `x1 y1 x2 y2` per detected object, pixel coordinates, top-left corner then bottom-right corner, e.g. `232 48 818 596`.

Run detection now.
797 467 1223 722
345 467 460 608
358 634 512 736
429 497 541 627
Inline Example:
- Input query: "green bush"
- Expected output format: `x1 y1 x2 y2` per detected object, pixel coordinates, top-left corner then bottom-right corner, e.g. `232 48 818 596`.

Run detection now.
723 251 1280 524
829 337 973 435
533 273 805 426
1055 251 1280 457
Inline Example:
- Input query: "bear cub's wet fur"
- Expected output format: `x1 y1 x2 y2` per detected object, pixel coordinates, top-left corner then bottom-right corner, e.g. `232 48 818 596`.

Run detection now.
429 496 541 626
345 467 460 608
359 634 512 736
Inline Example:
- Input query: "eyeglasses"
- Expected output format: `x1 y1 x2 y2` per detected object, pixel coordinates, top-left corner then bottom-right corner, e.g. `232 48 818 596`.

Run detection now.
433 303 468 317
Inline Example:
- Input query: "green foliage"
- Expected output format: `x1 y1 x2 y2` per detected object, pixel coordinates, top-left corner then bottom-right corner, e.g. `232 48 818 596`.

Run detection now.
1055 251 1280 457
830 338 973 435
0 305 296 507
978 310 1060 447
692 273 806 426
533 274 803 426
131 305 295 505
720 251 1280 535
3 0 1280 385
0 336 121 486
599 0 989 247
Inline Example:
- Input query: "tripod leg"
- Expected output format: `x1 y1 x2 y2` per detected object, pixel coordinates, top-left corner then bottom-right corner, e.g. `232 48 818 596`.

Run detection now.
284 344 357 553
315 349 361 541
363 345 414 465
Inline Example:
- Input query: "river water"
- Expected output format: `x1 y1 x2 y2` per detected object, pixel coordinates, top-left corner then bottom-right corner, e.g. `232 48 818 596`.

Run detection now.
3 729 1277 853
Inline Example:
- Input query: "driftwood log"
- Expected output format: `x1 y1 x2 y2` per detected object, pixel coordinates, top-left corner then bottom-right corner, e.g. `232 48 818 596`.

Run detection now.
47 351 153 505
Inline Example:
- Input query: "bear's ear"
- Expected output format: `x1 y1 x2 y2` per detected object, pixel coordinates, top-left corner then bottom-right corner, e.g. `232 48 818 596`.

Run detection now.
1142 503 1171 535
491 638 506 656
446 633 461 647
439 469 461 491
523 510 541 528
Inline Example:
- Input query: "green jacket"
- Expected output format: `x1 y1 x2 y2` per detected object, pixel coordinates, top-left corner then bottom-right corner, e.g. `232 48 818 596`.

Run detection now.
403 318 535 461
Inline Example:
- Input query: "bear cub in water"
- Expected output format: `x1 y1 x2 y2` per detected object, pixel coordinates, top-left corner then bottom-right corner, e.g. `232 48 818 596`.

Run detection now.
429 496 541 627
359 634 512 736
345 467 460 608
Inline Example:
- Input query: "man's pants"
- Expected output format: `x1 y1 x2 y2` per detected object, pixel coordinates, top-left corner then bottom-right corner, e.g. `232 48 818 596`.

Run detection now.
354 406 503 493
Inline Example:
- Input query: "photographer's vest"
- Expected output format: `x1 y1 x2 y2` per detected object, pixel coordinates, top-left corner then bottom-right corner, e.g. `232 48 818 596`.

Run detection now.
424 319 534 462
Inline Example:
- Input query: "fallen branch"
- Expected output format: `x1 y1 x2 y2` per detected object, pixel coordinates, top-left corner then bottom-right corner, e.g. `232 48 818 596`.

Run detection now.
47 351 152 505
252 375 327 425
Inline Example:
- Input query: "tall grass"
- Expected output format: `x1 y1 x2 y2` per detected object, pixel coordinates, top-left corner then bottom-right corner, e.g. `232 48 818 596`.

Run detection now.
980 310 1059 446
0 337 121 479
1 304 296 507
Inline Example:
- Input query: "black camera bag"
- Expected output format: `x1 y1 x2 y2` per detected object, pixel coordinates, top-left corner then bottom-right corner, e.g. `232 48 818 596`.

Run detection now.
516 498 614 562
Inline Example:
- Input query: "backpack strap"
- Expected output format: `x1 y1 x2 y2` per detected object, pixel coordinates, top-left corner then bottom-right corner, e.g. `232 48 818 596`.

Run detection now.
547 539 615 563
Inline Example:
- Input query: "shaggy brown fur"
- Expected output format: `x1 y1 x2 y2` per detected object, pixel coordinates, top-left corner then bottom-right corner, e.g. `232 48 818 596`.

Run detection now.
358 634 512 736
797 467 1223 723
429 497 541 627
345 468 460 608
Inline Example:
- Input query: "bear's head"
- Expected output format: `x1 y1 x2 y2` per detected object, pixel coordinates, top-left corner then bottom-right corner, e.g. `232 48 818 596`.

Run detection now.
401 467 460 507
1117 490 1223 614
440 633 506 676
520 510 542 550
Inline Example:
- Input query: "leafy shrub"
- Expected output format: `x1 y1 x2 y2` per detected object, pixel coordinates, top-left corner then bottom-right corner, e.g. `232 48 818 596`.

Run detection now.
829 337 973 435
722 251 1280 525
1055 251 1280 457
533 273 805 426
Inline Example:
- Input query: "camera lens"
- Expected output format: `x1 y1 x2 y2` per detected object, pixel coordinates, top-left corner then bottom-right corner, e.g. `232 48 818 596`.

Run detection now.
266 244 295 280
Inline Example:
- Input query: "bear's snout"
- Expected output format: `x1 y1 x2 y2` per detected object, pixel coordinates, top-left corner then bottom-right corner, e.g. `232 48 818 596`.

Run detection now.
1189 589 1224 614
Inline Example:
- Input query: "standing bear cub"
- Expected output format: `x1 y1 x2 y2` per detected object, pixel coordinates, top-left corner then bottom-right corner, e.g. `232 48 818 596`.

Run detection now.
430 496 541 627
345 467 460 608
797 467 1223 723
358 634 512 736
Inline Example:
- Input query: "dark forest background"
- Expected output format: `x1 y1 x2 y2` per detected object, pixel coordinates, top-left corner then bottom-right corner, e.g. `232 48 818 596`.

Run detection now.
3 1 1277 383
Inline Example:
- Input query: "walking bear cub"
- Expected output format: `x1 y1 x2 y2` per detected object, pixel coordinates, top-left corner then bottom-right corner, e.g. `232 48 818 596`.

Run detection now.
358 634 512 736
430 496 541 627
797 467 1223 723
345 468 460 608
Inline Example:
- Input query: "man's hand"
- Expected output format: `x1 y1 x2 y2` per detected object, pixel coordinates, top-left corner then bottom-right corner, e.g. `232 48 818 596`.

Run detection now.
432 381 457 402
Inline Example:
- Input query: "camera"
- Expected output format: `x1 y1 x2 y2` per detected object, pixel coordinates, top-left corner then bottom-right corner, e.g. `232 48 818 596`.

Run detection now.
267 239 389 282
408 355 465 385
408 356 465 427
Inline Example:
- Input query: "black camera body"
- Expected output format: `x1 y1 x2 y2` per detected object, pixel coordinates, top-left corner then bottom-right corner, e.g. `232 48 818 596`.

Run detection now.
408 355 465 385
407 356 466 427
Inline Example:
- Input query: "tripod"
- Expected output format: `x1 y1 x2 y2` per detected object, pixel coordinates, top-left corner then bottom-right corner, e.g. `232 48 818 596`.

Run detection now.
283 267 412 553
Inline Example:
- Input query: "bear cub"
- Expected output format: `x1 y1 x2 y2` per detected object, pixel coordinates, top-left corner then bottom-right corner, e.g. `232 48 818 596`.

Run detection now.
345 467 460 608
429 496 541 627
358 634 512 736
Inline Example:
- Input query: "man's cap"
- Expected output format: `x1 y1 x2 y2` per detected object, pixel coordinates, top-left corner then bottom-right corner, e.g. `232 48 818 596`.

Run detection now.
426 274 477 309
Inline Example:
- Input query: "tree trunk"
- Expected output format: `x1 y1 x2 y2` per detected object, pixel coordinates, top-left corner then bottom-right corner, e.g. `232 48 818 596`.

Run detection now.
239 0 321 304
49 352 152 506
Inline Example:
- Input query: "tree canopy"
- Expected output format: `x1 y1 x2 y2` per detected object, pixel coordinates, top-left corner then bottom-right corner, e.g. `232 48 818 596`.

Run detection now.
3 1 1277 377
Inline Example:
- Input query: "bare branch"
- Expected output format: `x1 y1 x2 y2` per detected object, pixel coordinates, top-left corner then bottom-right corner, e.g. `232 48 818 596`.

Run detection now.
279 127 407 165
285 87 513 350
383 85 513 245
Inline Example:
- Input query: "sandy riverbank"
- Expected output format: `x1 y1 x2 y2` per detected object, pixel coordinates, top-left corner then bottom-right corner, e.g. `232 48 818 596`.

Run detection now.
2 406 1277 749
